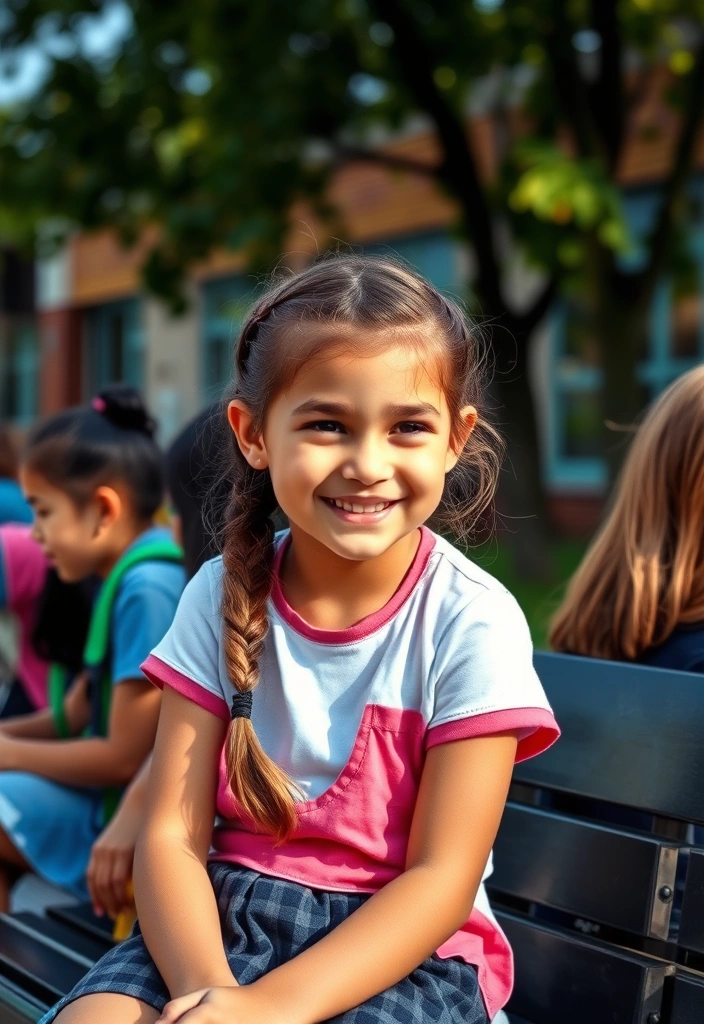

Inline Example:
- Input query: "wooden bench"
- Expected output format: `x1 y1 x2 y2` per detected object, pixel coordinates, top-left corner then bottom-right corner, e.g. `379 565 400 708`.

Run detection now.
2 651 704 1022
491 651 704 1024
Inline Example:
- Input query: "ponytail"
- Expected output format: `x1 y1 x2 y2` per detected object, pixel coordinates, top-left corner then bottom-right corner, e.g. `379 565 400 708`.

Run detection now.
220 457 300 842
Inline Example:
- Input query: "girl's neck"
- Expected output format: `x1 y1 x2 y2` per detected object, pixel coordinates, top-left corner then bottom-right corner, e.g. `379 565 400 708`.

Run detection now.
280 526 422 631
96 520 154 579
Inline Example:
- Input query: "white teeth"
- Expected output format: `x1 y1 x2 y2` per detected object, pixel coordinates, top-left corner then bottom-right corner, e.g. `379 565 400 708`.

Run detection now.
331 498 391 513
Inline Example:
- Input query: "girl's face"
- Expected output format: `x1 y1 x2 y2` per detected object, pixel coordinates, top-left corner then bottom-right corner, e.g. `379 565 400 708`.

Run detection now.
230 342 476 563
19 467 114 582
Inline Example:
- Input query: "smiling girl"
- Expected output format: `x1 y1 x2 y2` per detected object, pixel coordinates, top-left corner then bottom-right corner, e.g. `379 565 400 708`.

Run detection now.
0 387 185 909
44 257 559 1024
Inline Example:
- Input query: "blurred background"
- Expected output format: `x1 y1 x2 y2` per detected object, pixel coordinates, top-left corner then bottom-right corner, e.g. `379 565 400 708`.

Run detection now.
0 0 703 644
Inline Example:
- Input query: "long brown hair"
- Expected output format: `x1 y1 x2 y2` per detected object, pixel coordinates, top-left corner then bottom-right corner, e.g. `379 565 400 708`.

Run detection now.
550 366 704 661
215 254 503 841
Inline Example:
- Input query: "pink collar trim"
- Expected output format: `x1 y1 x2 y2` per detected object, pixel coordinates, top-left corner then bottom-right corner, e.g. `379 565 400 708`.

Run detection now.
271 527 436 645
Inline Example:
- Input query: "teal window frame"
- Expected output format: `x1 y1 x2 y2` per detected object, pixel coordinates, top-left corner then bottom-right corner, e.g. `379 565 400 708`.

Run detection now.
1 318 39 426
366 229 462 295
201 276 255 401
87 298 144 395
547 182 704 491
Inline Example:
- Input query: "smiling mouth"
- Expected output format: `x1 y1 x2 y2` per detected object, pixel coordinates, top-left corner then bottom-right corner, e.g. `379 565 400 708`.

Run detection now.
321 497 398 514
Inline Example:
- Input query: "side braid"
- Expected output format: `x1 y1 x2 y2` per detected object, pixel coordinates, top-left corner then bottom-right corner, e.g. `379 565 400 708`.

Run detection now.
221 457 300 841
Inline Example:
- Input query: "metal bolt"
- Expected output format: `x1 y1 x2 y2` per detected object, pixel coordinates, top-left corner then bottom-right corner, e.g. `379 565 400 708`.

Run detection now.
647 1013 661 1024
658 885 673 903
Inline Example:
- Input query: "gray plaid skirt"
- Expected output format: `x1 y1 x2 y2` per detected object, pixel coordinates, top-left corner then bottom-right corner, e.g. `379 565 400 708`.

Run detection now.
39 862 490 1023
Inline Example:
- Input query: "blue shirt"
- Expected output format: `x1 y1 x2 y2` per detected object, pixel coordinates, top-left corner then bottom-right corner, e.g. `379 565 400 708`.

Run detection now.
637 624 704 675
0 479 32 526
109 527 186 685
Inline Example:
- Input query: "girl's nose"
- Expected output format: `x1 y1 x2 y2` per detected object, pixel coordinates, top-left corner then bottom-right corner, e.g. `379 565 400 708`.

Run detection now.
340 439 393 486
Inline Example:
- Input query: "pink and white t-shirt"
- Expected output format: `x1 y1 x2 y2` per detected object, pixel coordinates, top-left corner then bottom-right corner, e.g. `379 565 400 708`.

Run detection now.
0 525 50 709
142 526 559 1019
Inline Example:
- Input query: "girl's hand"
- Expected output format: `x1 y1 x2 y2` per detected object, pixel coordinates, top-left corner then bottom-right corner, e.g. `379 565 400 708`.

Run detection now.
158 984 290 1024
86 799 142 918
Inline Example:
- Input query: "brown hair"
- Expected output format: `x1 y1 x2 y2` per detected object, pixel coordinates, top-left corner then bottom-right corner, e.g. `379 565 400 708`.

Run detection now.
0 424 19 480
550 365 704 661
215 254 503 841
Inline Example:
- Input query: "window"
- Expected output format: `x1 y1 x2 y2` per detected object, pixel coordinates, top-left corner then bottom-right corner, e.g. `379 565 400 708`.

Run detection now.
0 319 39 425
366 230 461 295
547 185 704 490
201 276 254 400
87 299 144 395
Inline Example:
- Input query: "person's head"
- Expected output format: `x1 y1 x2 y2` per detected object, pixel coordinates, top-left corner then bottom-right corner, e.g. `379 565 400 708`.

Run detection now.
19 385 164 583
0 424 19 481
215 253 502 840
550 365 704 661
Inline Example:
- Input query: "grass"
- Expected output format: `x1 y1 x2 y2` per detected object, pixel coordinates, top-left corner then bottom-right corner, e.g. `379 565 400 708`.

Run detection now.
468 538 588 650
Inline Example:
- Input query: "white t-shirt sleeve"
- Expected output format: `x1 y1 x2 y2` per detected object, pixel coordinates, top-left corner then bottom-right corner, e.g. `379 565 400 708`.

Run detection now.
140 559 229 721
427 586 559 762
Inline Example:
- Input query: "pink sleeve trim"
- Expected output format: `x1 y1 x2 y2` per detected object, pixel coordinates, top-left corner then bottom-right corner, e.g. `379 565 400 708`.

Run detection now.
426 707 560 762
140 653 230 722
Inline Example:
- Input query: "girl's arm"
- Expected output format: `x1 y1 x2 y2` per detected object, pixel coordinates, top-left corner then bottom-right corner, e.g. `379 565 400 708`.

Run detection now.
161 730 519 1024
134 686 236 998
87 753 152 919
0 678 160 786
0 669 91 740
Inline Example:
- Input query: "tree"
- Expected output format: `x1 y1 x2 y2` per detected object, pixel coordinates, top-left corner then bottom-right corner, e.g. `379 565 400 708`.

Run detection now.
1 0 703 574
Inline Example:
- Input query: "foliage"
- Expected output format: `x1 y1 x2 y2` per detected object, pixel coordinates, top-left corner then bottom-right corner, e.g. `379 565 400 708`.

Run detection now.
0 0 702 313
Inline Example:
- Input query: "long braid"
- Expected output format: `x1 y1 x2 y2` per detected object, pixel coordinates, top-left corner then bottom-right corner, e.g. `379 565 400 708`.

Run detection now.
220 453 300 841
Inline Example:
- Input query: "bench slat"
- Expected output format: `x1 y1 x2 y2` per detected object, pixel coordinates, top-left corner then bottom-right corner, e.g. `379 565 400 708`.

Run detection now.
671 971 704 1024
0 917 86 1006
0 976 46 1024
12 912 112 964
517 653 704 824
491 803 678 939
497 910 668 1024
679 850 704 954
47 902 115 948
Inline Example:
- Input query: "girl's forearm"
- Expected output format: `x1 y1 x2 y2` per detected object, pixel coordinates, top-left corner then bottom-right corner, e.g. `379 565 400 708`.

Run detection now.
253 863 479 1024
2 736 142 787
134 832 235 999
0 709 58 739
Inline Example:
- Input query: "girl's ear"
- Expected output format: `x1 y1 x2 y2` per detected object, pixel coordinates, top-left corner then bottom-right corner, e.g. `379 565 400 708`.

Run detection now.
92 486 122 537
445 405 478 473
228 400 269 469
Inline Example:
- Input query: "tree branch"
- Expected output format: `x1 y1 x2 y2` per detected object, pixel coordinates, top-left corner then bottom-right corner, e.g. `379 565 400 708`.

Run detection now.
331 143 439 178
589 0 624 171
638 42 704 305
370 0 506 318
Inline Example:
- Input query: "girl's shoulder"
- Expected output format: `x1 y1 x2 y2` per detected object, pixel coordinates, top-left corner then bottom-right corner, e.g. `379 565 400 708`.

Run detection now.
0 524 48 610
424 532 526 622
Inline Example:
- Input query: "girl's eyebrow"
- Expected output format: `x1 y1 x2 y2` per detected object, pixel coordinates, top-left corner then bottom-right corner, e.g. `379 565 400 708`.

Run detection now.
291 399 441 418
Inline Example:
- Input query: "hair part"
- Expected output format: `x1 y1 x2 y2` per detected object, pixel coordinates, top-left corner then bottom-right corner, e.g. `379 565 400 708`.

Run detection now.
550 365 704 661
23 385 163 523
213 253 503 842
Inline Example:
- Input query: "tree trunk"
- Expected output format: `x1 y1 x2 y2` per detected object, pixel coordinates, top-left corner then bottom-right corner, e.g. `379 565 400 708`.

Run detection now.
490 327 556 581
595 287 648 487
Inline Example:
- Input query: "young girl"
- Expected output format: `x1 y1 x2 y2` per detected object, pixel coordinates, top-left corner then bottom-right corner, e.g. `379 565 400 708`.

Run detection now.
0 386 185 909
550 366 704 668
44 256 559 1024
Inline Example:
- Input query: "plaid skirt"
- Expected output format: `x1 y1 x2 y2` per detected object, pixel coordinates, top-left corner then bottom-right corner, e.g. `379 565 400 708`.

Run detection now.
39 862 491 1024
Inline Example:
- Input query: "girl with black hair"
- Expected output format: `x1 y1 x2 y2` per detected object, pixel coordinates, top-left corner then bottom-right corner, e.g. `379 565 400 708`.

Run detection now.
0 386 185 910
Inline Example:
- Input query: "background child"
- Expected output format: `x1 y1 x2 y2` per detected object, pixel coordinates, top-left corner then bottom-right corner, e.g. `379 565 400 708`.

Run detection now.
45 256 558 1024
0 385 185 910
0 526 96 717
551 366 704 669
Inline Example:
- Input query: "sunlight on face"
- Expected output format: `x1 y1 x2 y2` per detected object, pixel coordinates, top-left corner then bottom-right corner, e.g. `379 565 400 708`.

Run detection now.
259 343 473 562
19 467 100 582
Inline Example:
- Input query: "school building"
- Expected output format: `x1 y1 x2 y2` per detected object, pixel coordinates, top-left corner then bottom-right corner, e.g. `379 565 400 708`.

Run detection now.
2 95 704 535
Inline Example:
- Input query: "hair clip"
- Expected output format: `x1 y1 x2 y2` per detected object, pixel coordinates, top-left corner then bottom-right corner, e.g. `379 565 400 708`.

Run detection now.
91 397 107 413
